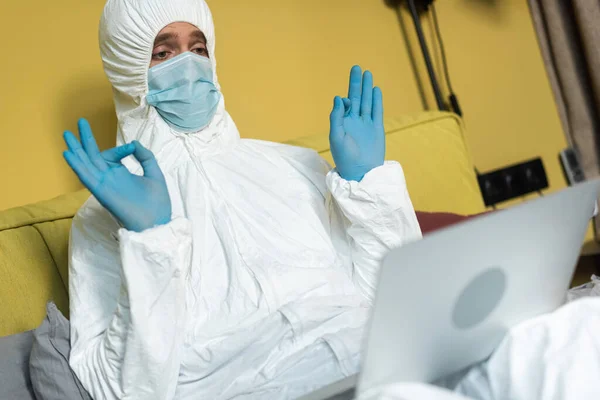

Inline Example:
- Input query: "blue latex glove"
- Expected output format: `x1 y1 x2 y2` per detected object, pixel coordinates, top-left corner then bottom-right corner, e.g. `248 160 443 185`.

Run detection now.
63 118 172 233
329 65 385 182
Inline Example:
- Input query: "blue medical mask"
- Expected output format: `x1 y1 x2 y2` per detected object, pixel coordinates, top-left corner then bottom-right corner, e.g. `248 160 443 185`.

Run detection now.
146 52 221 133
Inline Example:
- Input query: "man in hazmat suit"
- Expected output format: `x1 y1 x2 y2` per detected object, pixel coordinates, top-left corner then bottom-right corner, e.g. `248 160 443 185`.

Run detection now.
62 0 423 399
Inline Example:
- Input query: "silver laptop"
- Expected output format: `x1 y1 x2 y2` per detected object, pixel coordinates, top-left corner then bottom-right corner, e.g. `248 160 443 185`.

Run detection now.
299 179 600 400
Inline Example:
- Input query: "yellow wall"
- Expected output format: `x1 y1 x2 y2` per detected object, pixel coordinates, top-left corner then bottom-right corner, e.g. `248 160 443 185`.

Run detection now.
0 0 567 212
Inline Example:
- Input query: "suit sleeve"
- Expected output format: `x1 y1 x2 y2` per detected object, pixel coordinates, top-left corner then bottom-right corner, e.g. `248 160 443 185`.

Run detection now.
326 161 422 302
68 198 193 400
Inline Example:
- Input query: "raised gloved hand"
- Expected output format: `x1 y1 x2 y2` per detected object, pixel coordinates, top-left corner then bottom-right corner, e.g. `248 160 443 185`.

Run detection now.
329 65 386 182
63 118 172 232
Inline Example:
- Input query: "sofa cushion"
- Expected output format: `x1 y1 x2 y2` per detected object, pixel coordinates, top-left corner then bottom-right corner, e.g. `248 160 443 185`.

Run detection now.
0 190 90 232
34 219 77 294
0 227 69 337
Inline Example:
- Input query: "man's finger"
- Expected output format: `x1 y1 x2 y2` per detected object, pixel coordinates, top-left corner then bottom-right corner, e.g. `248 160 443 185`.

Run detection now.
63 131 101 181
360 71 373 118
132 141 165 181
63 131 83 156
348 65 362 116
329 96 345 143
63 151 100 191
342 98 352 116
372 86 383 127
102 143 136 164
78 118 107 171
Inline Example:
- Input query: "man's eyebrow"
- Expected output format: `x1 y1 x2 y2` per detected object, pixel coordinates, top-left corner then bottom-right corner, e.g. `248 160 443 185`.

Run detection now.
153 32 178 46
190 30 207 44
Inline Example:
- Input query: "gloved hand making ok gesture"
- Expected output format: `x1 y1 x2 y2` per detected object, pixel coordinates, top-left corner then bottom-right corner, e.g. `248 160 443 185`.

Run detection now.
63 119 172 233
329 65 385 182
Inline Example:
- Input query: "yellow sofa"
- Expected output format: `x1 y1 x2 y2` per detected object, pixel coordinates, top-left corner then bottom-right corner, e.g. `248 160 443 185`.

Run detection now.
0 112 485 337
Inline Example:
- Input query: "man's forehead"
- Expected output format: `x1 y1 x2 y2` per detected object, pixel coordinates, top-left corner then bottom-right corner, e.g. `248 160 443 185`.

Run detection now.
153 26 206 45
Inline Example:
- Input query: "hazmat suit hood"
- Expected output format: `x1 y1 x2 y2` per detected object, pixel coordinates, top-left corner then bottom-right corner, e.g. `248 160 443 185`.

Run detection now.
99 0 239 169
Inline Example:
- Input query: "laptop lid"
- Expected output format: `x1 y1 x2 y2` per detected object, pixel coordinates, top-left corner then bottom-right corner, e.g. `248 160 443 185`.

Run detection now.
358 179 600 393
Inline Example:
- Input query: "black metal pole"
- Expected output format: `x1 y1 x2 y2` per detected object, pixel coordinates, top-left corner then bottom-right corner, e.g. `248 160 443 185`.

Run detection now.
406 0 446 111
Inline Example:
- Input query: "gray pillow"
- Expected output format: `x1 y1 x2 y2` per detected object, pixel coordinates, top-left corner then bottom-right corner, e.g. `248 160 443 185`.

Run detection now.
0 329 36 400
29 302 92 400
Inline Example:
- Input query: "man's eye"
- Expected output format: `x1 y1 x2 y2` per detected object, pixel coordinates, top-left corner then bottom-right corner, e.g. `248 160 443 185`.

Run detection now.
193 48 208 56
153 51 168 59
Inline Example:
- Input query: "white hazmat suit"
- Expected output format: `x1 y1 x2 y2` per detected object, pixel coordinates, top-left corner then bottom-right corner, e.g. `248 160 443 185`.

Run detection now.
67 1 422 399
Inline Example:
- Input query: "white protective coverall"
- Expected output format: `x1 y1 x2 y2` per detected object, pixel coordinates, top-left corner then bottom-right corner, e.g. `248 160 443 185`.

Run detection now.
67 1 422 399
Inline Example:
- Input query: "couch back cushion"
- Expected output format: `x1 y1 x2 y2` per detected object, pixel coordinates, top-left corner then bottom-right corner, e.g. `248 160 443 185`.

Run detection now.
0 226 69 336
0 190 89 336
